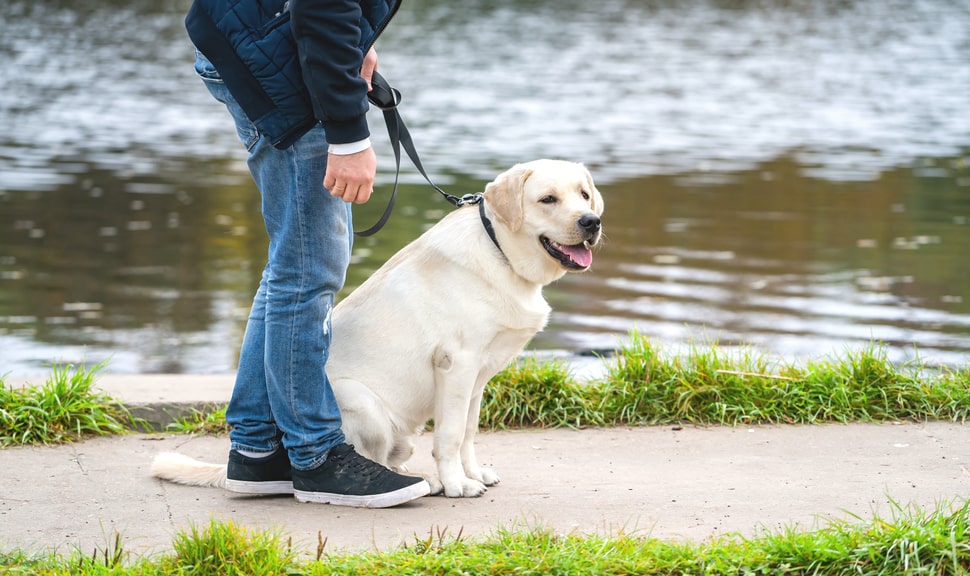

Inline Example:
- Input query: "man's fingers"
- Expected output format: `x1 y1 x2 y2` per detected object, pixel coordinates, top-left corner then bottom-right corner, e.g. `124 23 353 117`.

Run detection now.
353 188 373 204
361 47 378 91
342 184 359 203
333 183 372 204
328 180 372 202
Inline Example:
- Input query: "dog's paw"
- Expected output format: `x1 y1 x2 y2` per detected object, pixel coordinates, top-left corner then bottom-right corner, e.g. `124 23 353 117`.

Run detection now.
479 468 501 486
442 477 487 498
466 466 501 487
426 476 444 496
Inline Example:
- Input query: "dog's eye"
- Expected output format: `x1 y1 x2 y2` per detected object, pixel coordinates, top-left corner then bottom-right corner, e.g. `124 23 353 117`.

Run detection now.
581 190 590 200
539 195 557 204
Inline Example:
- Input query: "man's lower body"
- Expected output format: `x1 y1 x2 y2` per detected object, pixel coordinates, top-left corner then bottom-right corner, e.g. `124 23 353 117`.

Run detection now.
194 52 428 507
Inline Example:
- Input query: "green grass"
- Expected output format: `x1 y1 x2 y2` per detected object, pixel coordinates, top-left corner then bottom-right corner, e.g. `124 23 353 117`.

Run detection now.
0 363 137 446
480 333 970 429
164 405 230 435
590 334 970 426
3 332 968 440
479 356 605 429
2 500 968 575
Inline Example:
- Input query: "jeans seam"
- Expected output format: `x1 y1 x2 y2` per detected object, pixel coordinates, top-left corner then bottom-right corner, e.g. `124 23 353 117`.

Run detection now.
291 144 310 449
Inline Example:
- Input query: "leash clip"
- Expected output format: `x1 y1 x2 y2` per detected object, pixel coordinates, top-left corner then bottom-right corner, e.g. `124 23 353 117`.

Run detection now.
455 193 483 207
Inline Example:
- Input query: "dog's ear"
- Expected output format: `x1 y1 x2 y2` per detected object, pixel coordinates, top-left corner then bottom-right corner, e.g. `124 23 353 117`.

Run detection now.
582 165 604 216
485 166 533 232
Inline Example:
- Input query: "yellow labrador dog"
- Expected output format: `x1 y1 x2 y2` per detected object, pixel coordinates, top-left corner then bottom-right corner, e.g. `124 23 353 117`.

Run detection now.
152 159 604 498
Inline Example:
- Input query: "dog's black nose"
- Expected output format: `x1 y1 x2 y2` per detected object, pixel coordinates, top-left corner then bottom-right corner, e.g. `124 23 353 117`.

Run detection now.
578 213 601 233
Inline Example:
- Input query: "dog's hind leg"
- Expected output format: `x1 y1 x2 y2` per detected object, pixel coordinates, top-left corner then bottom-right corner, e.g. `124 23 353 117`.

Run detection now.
330 378 396 466
387 436 415 472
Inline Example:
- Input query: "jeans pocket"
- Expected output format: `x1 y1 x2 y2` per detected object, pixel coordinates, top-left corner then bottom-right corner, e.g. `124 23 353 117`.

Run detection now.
193 50 223 82
195 51 260 151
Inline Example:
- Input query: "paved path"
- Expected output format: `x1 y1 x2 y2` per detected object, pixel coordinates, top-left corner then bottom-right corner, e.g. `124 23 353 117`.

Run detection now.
1 375 968 557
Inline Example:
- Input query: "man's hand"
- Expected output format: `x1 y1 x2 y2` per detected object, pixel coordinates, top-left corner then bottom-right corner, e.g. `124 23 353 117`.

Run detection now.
325 146 377 204
323 46 379 204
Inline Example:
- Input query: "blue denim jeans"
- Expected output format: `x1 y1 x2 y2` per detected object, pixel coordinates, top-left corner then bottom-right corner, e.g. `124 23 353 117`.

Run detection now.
195 53 351 470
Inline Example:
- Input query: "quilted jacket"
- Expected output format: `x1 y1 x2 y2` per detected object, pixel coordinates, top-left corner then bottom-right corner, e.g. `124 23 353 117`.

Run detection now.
185 0 401 148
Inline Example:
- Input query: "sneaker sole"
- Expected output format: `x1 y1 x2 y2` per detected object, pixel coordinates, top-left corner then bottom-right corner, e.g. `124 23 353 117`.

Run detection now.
225 479 295 495
294 479 431 508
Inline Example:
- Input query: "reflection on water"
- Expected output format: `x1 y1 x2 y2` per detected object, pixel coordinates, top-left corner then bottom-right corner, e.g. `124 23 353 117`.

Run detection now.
538 156 970 368
1 0 969 375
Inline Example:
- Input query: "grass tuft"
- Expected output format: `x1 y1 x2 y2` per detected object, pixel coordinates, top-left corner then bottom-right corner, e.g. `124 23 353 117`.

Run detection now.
480 358 603 429
0 363 136 446
160 519 296 575
6 330 968 442
165 405 231 435
311 499 970 575
481 332 970 428
1 500 968 574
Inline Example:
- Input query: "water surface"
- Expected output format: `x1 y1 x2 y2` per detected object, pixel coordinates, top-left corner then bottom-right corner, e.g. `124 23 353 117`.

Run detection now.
1 0 969 375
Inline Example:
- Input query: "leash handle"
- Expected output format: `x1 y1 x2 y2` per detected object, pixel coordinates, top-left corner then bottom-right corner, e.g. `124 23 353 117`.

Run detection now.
356 72 480 237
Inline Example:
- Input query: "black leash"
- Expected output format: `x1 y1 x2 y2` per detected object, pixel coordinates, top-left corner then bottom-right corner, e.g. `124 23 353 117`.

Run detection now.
358 71 483 237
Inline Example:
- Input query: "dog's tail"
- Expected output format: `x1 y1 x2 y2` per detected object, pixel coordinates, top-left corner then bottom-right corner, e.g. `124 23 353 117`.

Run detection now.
151 452 227 488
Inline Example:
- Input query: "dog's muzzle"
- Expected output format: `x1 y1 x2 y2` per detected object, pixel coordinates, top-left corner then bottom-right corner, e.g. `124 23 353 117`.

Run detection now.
541 213 602 270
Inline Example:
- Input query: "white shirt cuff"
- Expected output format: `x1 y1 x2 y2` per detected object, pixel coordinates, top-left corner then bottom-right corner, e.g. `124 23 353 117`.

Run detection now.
328 138 372 155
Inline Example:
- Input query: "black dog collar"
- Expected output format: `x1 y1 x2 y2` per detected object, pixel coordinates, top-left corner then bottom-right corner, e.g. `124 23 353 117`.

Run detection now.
479 201 504 259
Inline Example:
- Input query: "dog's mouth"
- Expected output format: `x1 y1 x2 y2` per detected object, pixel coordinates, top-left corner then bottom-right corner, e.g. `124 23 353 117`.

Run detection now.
541 236 594 270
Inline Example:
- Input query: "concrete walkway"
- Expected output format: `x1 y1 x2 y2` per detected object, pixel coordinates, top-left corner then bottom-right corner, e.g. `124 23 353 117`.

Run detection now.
1 374 968 557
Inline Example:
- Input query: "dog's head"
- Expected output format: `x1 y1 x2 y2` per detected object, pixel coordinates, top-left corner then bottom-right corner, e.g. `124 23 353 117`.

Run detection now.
483 159 604 286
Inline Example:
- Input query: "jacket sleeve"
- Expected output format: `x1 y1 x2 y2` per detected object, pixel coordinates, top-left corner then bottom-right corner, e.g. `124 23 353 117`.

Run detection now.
289 0 370 145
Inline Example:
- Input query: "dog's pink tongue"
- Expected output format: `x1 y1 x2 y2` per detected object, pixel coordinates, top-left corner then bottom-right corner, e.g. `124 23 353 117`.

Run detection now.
563 244 593 267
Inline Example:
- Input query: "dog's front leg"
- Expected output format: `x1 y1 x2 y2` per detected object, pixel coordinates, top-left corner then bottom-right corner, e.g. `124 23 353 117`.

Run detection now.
461 384 500 487
433 349 487 498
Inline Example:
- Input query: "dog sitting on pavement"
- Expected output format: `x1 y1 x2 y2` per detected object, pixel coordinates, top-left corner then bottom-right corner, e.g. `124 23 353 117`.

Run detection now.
152 159 604 498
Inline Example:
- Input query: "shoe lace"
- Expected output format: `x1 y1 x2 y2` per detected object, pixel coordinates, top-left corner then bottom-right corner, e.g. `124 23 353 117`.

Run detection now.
334 446 390 481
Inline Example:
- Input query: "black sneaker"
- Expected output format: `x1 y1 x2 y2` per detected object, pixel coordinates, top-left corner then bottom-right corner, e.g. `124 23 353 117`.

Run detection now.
292 443 430 508
226 449 294 495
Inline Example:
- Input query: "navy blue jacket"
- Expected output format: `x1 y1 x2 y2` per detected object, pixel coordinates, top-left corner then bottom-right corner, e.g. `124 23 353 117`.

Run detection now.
185 0 401 149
